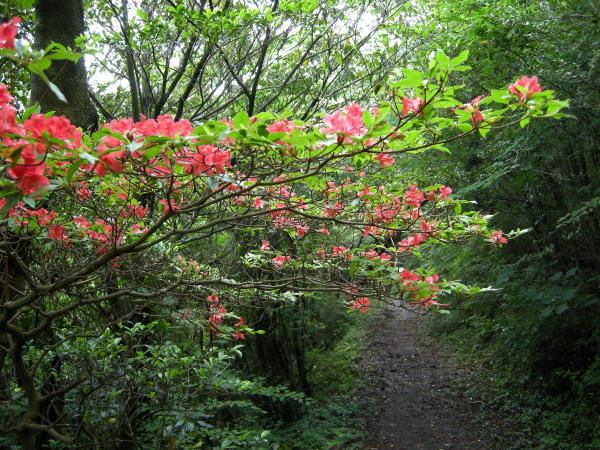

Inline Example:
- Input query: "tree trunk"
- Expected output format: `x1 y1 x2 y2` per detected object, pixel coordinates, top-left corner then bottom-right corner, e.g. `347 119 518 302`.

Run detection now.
30 0 98 131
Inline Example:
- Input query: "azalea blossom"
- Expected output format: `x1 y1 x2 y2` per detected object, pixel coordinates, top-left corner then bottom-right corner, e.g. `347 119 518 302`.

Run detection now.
490 230 508 247
315 226 330 235
233 330 245 340
159 198 180 215
414 297 449 307
401 97 424 118
508 76 542 100
296 225 309 237
47 224 68 241
209 303 226 325
350 297 370 313
380 253 392 262
375 151 395 168
261 240 270 250
266 119 299 134
320 104 367 141
363 249 378 260
425 274 440 284
0 17 21 50
452 95 486 127
273 254 291 267
439 186 452 199
332 245 349 257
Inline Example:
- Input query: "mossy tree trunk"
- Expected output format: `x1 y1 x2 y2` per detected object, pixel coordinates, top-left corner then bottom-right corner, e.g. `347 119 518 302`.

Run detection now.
30 0 98 131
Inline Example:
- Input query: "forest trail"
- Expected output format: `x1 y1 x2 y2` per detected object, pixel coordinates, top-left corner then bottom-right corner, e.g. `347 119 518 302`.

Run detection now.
357 303 494 449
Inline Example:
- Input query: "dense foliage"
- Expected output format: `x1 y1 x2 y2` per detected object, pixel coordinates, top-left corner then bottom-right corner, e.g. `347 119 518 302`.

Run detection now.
398 0 600 447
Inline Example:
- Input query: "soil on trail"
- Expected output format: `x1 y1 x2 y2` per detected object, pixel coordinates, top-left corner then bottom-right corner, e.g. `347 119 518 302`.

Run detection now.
357 302 494 449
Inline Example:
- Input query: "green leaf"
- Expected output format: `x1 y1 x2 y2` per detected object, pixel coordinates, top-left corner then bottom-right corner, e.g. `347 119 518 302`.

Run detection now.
540 306 554 318
232 111 250 129
48 81 67 103
47 49 82 62
454 203 462 214
145 135 171 143
78 151 98 164
66 159 86 181
458 123 473 133
28 183 59 198
206 177 220 191
450 50 469 67
349 261 358 277
127 142 144 153
362 110 373 129
257 124 269 137
22 104 40 122
489 89 510 104
565 267 578 278
142 146 163 160
0 194 21 217
253 112 276 121
435 50 450 66
402 69 425 81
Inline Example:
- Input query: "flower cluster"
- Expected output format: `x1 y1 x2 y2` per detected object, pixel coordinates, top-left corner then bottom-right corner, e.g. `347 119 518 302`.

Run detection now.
321 103 372 143
1 86 83 195
2 23 543 322
509 76 542 100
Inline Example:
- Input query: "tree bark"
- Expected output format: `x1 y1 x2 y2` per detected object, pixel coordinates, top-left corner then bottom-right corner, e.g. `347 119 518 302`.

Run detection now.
30 0 98 131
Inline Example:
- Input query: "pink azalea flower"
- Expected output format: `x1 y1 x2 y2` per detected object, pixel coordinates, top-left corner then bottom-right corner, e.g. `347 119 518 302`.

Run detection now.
350 297 370 313
320 105 367 141
47 224 67 240
0 17 21 50
452 95 487 127
380 253 392 262
273 255 291 267
233 330 245 340
266 119 299 133
159 198 180 215
315 226 330 235
375 152 395 167
296 225 309 237
425 274 440 284
261 240 270 250
401 97 424 118
508 76 542 100
440 186 452 199
490 230 508 247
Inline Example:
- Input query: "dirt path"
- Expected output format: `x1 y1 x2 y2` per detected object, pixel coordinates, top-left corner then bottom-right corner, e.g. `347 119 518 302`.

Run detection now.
357 302 493 449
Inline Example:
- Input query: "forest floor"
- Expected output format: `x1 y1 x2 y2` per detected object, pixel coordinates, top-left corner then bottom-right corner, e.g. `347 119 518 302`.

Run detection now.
356 302 509 449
